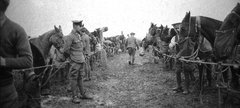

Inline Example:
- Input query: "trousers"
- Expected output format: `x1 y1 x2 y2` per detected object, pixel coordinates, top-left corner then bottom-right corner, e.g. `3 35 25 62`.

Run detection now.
69 62 85 96
0 83 18 108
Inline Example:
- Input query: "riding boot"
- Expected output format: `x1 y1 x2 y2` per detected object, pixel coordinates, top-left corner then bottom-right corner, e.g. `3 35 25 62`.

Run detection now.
173 65 183 93
72 88 80 104
128 55 132 65
189 70 195 82
183 69 190 94
132 56 135 65
77 75 92 99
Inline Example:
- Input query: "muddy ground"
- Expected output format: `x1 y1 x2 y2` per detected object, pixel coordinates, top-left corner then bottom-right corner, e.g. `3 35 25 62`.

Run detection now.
41 50 220 108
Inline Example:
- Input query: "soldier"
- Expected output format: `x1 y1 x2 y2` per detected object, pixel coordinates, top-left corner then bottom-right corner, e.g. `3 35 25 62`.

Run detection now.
172 23 195 94
0 0 33 107
63 20 91 104
125 32 139 65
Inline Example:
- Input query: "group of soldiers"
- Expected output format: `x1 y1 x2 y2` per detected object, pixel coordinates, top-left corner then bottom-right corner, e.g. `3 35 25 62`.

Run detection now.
2 0 140 107
0 0 95 107
52 20 93 103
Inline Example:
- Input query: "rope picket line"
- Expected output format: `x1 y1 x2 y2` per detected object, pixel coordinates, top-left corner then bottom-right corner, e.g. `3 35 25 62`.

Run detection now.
152 46 240 67
152 46 240 96
41 61 69 87
13 64 55 73
12 50 101 73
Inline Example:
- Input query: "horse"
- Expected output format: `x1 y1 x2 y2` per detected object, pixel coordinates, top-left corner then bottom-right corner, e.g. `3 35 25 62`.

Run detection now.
142 23 164 57
15 25 64 108
177 12 222 92
160 26 178 70
213 3 240 106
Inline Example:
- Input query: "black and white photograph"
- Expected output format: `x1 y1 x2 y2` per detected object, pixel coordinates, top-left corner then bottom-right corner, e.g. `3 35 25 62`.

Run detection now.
1 0 240 108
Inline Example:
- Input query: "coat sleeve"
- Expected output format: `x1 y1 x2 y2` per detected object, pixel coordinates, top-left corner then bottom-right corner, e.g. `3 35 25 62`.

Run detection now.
84 34 91 55
3 26 33 69
125 39 128 48
135 38 139 49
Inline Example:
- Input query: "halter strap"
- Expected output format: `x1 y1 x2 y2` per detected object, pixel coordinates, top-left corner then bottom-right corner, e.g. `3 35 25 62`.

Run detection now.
232 11 240 19
187 17 191 37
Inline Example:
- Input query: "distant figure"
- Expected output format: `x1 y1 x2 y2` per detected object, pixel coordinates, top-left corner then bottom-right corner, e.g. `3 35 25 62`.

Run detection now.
0 0 33 108
125 32 139 65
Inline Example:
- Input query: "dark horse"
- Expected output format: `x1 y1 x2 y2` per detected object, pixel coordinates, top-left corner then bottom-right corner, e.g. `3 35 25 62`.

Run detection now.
178 12 222 90
213 3 240 107
141 23 164 57
15 25 64 108
160 26 178 70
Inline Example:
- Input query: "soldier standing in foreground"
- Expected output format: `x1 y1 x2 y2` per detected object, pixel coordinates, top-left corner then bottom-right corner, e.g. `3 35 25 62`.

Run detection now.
0 0 33 107
63 20 91 104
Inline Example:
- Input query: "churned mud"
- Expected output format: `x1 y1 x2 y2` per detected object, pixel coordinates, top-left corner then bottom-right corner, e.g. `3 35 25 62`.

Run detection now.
42 50 219 108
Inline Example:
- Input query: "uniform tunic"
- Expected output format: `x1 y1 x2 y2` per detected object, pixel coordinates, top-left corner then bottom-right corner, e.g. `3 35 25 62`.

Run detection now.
126 36 139 49
0 15 33 108
0 16 33 86
64 30 85 63
125 36 139 55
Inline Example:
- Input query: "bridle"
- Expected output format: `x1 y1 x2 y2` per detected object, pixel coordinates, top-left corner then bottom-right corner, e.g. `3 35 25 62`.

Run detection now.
231 11 240 19
178 16 204 59
49 31 63 50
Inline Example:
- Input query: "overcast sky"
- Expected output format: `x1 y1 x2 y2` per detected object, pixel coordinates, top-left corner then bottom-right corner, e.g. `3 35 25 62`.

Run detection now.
6 0 239 39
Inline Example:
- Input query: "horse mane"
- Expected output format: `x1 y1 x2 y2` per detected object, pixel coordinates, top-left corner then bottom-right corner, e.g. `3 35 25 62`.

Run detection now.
233 3 240 15
200 16 222 45
37 29 56 41
220 3 240 30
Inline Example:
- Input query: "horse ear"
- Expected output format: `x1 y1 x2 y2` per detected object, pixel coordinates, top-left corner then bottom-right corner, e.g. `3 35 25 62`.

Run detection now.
59 25 62 31
182 12 190 23
54 25 59 32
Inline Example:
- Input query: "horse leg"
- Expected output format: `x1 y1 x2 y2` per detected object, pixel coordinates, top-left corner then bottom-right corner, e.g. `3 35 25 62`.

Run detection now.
183 63 190 94
41 68 51 95
189 65 195 81
230 67 240 90
198 64 203 89
206 64 212 87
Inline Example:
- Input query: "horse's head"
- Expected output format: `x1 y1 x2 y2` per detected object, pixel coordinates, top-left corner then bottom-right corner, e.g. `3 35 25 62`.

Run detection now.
50 25 64 51
160 26 169 41
220 3 240 40
177 12 198 57
149 23 158 36
220 3 240 30
179 12 198 40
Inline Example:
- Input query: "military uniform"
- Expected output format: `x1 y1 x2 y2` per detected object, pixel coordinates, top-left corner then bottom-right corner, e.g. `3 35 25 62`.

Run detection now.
0 10 33 108
63 27 90 102
125 32 139 65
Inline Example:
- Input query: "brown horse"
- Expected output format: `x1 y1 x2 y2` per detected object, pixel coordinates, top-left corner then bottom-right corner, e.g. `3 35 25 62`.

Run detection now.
160 26 178 70
142 23 164 57
16 25 64 108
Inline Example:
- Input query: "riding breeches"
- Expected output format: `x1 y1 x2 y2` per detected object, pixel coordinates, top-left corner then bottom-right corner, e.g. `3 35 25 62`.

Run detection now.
69 62 84 96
